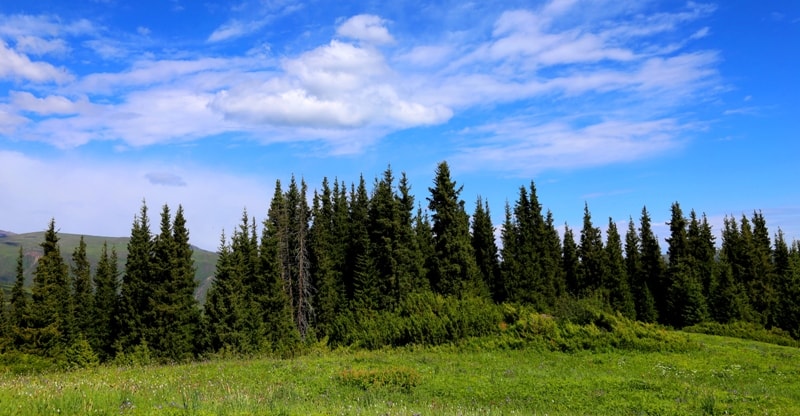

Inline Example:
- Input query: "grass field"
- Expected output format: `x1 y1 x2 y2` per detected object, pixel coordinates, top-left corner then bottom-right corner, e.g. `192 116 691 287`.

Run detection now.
0 332 798 415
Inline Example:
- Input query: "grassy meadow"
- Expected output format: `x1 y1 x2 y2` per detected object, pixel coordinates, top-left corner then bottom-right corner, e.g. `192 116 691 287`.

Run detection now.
1 332 798 415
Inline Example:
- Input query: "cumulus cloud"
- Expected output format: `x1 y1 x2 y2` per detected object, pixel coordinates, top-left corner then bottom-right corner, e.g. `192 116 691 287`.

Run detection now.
0 40 71 83
0 2 721 164
336 14 394 45
211 39 451 132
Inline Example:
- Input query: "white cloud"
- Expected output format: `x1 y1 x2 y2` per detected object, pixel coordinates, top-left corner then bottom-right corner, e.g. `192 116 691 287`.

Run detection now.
207 19 263 43
0 108 28 133
14 35 69 55
211 39 451 132
0 3 720 165
396 45 453 67
452 117 685 175
336 14 394 45
0 40 71 83
10 91 88 115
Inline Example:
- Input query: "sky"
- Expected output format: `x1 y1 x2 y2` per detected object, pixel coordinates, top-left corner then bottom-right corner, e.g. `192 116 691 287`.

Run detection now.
1 0 799 252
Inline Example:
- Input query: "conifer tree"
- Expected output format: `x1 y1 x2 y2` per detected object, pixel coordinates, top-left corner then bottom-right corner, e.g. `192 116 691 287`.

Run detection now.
427 161 481 297
261 199 301 354
348 176 377 309
30 219 72 355
92 242 118 360
498 202 517 303
369 167 401 309
413 206 435 293
205 232 260 353
562 225 580 298
509 183 554 309
772 230 799 337
396 173 422 298
160 205 200 360
639 207 664 322
472 196 501 302
284 177 313 339
605 218 635 319
578 203 606 297
9 246 29 335
116 201 154 354
542 211 566 304
750 211 776 324
71 236 94 339
310 180 340 337
687 211 717 303
625 217 656 322
146 204 176 358
664 202 708 326
713 216 754 323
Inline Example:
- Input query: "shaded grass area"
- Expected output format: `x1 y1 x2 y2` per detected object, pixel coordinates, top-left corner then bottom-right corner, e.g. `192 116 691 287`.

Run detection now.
1 332 798 415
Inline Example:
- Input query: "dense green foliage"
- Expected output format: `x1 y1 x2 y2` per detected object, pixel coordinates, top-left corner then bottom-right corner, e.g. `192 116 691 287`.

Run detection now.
2 160 800 367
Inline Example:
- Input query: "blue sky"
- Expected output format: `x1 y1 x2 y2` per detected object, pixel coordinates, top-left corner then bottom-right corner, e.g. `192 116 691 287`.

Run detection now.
1 0 798 251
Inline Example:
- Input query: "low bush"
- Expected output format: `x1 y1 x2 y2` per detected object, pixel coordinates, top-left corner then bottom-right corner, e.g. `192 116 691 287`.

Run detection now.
683 321 799 347
337 366 421 392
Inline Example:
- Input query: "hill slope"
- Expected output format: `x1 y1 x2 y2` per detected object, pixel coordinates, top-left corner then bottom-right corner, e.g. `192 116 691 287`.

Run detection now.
0 230 218 301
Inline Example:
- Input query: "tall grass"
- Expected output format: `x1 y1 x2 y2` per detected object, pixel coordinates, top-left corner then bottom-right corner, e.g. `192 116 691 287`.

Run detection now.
1 331 798 415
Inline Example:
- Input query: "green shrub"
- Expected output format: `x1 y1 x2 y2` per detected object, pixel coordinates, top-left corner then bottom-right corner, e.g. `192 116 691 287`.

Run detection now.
683 321 799 347
337 366 421 392
0 351 60 375
64 335 99 370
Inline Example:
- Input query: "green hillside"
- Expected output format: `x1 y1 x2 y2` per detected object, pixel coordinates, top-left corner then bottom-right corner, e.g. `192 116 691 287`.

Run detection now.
0 230 218 301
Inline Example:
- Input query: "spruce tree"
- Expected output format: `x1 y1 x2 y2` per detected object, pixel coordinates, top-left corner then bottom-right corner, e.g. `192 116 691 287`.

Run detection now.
472 196 501 302
205 232 260 353
639 207 664 322
578 203 606 297
664 202 708 327
714 216 754 323
605 218 635 319
30 219 72 356
369 167 401 309
750 211 776 324
284 177 313 339
396 173 422 298
92 242 118 361
625 217 656 322
562 225 580 298
116 201 154 354
71 236 94 340
498 202 517 303
261 197 301 353
427 161 481 297
773 230 799 337
162 205 200 360
310 179 341 337
687 211 717 304
348 176 377 310
10 246 29 335
542 211 565 305
413 206 435 294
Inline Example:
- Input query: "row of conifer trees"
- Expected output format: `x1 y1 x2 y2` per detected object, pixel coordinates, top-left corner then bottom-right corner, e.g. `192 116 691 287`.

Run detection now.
1 161 799 363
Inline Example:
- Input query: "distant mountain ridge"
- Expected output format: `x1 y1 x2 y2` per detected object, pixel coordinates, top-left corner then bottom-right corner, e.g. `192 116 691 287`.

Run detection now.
0 230 218 302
